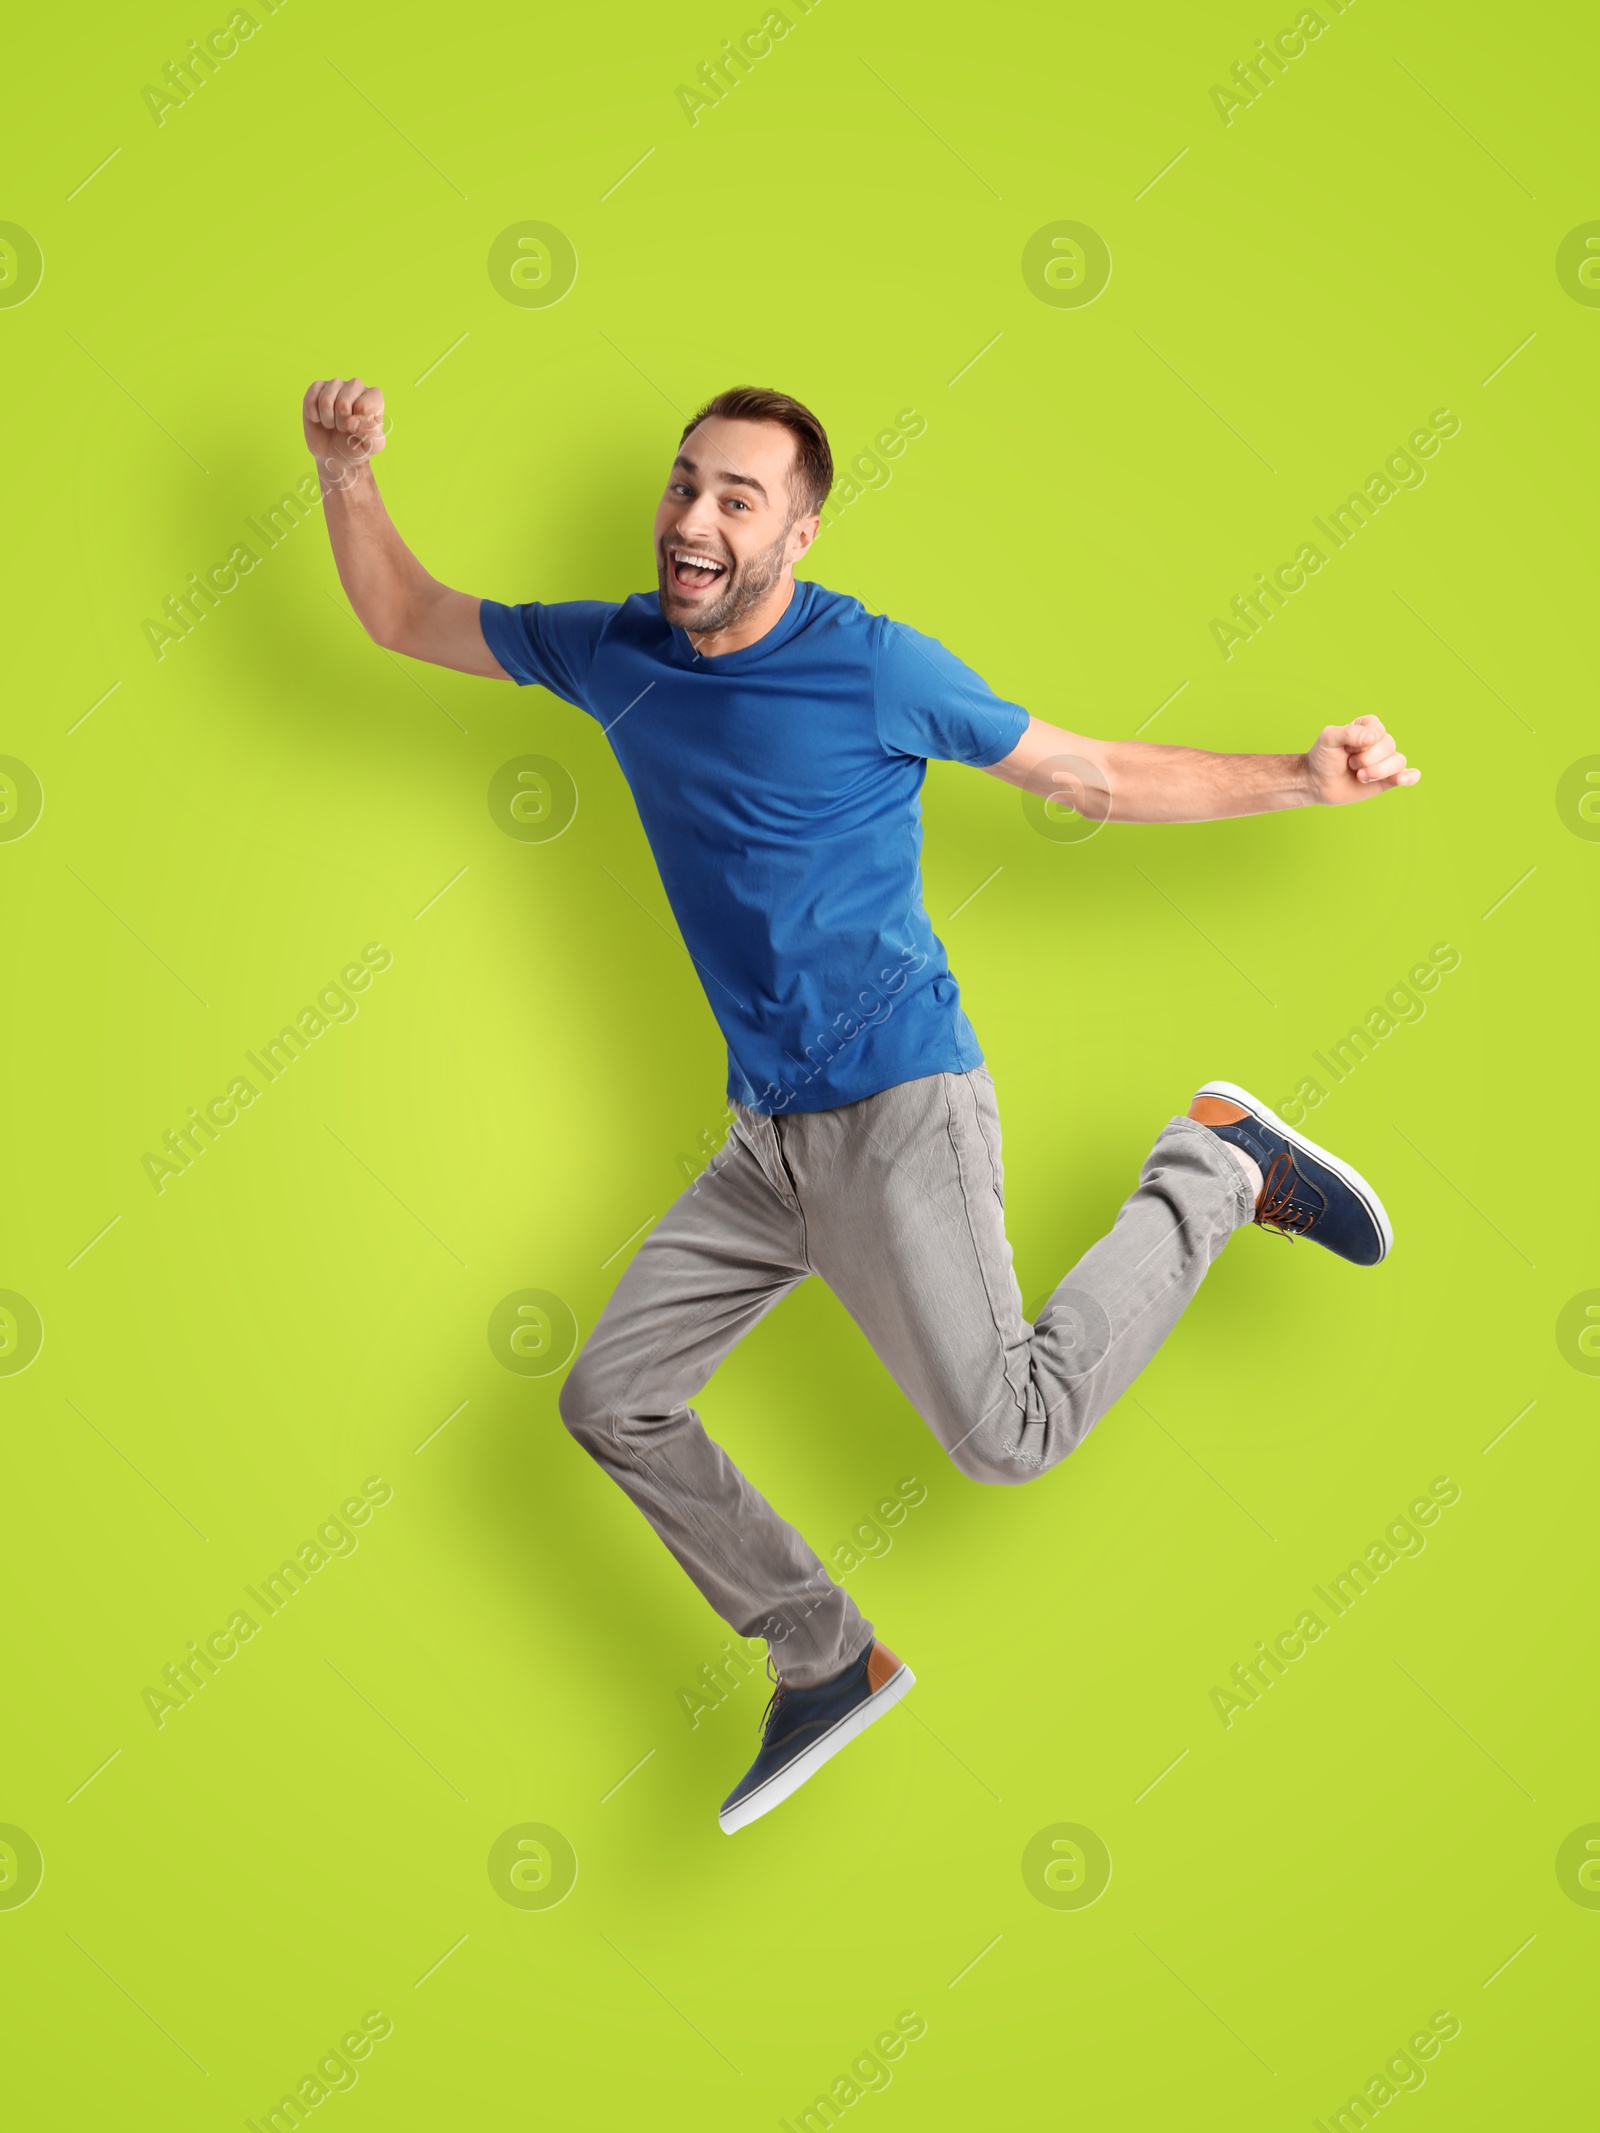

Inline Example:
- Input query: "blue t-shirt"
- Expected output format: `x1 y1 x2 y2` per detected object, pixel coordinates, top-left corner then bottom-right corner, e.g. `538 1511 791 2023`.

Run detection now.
479 579 1030 1114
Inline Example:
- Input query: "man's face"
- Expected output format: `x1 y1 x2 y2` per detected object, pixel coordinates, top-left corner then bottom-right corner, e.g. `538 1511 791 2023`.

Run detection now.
654 417 818 634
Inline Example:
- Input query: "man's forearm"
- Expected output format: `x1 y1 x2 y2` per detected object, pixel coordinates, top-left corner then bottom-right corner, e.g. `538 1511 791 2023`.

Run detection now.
317 458 440 649
1100 739 1313 823
987 715 1314 824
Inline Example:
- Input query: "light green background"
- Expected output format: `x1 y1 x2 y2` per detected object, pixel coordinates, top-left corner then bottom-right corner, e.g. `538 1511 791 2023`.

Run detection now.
2 0 1594 2125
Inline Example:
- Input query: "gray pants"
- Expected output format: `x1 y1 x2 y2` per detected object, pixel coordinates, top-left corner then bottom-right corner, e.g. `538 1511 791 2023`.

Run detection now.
558 1068 1253 1686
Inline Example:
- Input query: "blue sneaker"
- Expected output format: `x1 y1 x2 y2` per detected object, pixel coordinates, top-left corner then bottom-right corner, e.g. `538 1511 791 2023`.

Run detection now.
1189 1082 1393 1267
718 1641 914 1834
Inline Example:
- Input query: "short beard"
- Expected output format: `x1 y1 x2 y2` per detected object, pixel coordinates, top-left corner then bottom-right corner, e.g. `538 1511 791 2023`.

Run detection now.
657 521 791 636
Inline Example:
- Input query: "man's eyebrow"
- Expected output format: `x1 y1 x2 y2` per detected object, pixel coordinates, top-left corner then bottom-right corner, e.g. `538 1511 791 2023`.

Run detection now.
671 454 769 502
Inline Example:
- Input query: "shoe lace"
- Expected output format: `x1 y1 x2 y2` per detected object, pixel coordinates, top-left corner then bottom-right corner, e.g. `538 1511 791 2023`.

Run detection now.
1257 1150 1315 1239
759 1650 785 1736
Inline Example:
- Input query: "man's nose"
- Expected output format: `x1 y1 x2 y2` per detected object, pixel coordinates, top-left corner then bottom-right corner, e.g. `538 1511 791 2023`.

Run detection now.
672 498 722 546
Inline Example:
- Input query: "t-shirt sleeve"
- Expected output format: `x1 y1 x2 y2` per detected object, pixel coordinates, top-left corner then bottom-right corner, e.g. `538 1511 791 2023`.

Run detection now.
478 598 616 715
872 618 1031 766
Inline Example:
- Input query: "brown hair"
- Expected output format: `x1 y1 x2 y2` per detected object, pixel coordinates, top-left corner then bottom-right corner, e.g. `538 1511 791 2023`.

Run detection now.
679 386 833 519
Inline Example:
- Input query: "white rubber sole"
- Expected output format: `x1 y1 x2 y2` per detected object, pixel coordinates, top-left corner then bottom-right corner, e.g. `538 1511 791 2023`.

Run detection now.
718 1663 916 1834
1196 1079 1394 1263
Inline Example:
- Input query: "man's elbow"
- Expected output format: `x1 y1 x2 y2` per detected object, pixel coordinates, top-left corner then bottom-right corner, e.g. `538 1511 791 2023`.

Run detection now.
361 604 413 655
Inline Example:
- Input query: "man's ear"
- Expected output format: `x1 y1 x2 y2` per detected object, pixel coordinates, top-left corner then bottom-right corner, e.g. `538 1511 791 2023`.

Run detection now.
789 512 821 561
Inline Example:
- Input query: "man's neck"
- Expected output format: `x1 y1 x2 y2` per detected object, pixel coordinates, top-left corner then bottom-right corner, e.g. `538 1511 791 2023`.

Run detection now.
686 573 797 660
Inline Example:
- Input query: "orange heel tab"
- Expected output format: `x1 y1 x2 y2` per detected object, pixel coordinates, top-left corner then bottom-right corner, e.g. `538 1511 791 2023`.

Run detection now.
1188 1094 1249 1127
866 1644 901 1692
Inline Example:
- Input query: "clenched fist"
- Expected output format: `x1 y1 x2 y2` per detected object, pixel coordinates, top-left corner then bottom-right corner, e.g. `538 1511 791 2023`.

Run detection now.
303 377 386 485
1305 715 1421 804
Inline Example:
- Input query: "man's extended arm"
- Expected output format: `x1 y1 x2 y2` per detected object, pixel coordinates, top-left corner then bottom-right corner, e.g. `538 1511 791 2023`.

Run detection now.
304 376 508 678
985 712 1419 824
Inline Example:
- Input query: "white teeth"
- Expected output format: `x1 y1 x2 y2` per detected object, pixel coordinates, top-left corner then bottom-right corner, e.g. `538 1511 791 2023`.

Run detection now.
674 552 725 574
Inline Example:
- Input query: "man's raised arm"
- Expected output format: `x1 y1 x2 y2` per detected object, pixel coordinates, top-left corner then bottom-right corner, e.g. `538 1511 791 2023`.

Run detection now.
304 376 509 679
985 712 1420 825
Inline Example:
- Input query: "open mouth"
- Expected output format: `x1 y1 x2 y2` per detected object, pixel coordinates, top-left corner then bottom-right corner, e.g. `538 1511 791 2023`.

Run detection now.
668 547 729 594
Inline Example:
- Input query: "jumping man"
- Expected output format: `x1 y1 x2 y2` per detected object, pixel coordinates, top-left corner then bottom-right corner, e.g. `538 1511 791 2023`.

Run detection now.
304 378 1420 1834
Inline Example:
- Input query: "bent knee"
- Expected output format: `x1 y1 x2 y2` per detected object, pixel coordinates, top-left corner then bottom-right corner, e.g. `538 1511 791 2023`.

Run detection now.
556 1355 612 1443
945 1421 1050 1487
